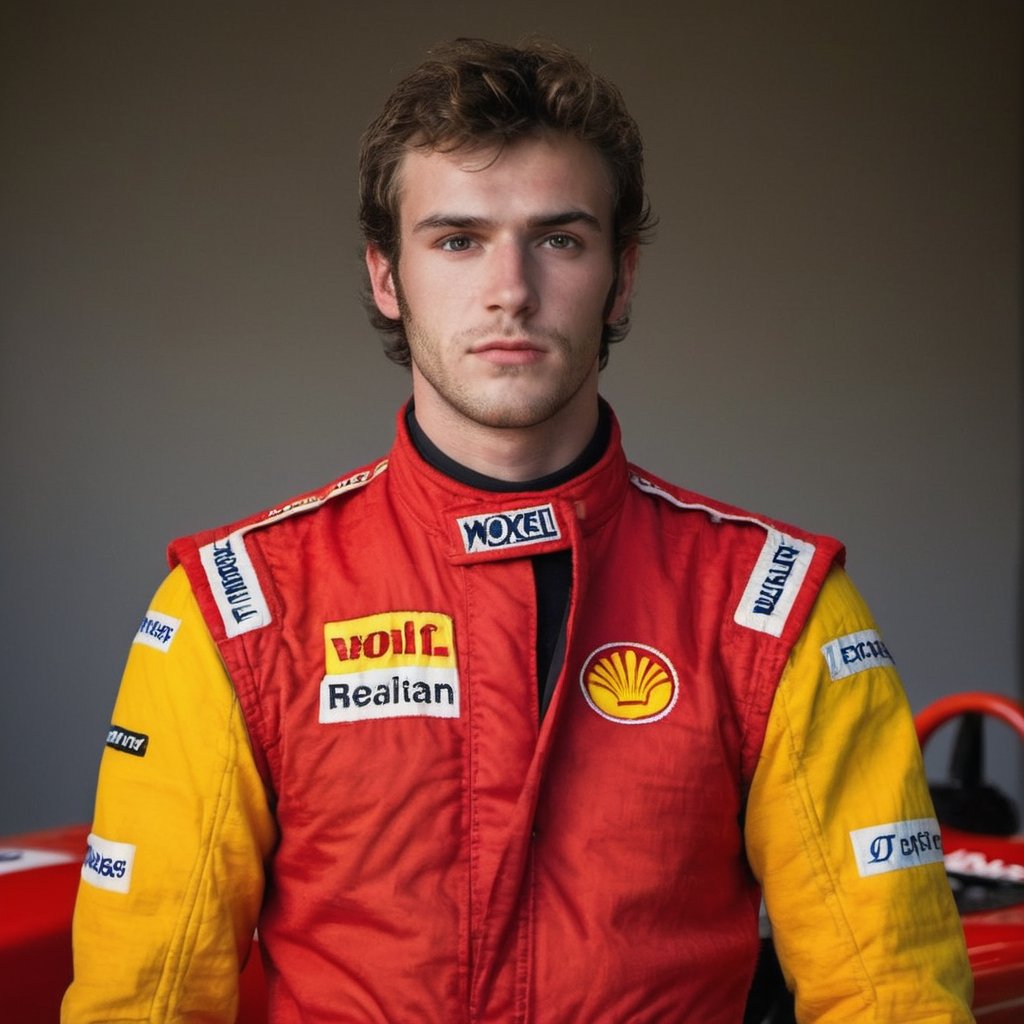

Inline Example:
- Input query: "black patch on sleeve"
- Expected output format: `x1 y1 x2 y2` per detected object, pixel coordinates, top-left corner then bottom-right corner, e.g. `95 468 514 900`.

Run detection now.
105 724 149 758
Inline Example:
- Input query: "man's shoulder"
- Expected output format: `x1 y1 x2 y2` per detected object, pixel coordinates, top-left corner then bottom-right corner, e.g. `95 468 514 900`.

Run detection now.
626 461 846 641
162 454 390 642
167 455 390 565
626 461 831 547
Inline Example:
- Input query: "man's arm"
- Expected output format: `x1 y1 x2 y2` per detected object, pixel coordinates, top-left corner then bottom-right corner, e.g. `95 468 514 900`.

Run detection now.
745 567 974 1022
62 566 275 1023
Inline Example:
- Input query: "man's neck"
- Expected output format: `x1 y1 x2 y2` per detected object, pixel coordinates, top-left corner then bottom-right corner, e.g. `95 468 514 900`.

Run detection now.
409 388 601 483
407 401 611 492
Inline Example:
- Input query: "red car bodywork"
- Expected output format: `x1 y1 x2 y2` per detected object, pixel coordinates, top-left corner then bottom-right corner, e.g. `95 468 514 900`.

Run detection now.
914 692 1024 1023
2 692 1021 1022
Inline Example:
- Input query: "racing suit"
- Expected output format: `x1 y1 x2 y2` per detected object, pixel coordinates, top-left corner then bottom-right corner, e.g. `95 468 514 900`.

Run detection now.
63 406 973 1023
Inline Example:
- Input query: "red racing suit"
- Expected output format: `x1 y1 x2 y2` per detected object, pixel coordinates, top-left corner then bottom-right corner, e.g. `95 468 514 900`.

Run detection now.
63 406 973 1023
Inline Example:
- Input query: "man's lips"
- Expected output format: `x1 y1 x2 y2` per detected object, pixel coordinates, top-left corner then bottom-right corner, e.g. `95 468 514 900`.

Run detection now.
471 339 546 365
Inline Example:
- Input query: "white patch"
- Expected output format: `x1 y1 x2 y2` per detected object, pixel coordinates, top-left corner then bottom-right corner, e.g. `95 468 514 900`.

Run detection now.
198 531 271 638
0 847 77 875
81 833 135 894
821 628 895 681
850 817 944 877
733 531 815 637
133 609 182 652
320 667 461 724
944 848 1024 883
457 504 560 554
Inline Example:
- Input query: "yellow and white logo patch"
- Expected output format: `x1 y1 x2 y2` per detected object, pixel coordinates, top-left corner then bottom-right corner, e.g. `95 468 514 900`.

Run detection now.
320 611 460 724
580 642 679 724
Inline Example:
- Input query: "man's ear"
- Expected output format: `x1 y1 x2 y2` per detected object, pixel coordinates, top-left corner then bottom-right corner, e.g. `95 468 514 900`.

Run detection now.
606 242 639 324
365 244 401 320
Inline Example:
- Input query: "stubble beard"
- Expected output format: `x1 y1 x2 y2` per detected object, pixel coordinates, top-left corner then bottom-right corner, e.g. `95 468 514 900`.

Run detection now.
397 286 601 432
406 316 597 430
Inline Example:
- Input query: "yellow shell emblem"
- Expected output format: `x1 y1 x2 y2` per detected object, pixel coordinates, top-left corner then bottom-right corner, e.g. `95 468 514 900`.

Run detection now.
580 642 678 724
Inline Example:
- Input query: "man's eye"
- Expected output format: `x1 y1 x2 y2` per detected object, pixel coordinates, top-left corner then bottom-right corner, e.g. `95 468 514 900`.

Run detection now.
440 236 473 252
545 233 578 250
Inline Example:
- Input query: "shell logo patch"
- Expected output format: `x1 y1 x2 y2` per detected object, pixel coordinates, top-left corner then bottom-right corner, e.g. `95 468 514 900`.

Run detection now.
580 642 678 724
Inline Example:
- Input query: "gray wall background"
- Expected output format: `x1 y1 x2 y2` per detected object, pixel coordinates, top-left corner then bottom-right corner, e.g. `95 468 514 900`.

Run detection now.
2 0 1021 834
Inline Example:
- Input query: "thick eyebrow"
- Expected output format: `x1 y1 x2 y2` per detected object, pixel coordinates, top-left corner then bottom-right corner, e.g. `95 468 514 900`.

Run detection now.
532 210 603 232
411 210 604 234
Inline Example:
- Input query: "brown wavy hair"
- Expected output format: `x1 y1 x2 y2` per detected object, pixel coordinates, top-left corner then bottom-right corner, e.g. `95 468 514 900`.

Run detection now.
359 37 655 368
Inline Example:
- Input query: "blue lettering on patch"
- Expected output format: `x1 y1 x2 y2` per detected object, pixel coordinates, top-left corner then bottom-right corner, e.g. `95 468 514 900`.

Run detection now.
138 617 174 645
822 629 896 681
734 532 814 638
850 817 944 877
211 541 259 624
84 845 128 880
133 610 182 652
198 532 271 638
80 833 135 893
750 544 801 615
458 504 561 554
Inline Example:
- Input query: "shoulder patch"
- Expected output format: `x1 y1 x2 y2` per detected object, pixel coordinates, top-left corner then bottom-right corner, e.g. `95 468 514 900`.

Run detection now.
133 609 181 652
822 628 895 681
198 532 271 638
733 531 815 637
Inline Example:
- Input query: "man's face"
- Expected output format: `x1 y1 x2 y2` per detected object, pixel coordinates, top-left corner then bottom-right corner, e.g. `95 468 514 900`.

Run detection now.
366 133 636 439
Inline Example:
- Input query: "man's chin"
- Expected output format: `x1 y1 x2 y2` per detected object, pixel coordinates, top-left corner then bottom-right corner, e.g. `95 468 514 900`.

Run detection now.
455 391 582 431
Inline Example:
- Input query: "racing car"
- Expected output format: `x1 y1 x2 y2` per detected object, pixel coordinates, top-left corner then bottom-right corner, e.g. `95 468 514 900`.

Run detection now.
3 692 1022 1022
909 691 1024 1023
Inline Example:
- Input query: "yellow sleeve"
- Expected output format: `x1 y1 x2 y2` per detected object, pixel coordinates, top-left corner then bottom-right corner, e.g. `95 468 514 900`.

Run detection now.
745 567 974 1023
62 566 276 1023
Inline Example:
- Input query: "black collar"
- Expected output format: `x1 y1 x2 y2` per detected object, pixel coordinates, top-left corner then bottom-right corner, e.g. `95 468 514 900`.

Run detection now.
404 400 612 494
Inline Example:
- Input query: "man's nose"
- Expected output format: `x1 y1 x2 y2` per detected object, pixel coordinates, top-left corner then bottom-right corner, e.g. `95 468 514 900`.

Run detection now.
484 242 538 319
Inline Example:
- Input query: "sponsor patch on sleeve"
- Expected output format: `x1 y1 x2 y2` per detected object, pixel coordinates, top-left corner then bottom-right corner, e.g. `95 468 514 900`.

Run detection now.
82 833 136 894
850 817 944 878
821 628 895 681
733 530 815 637
133 609 181 652
198 531 271 638
105 724 149 758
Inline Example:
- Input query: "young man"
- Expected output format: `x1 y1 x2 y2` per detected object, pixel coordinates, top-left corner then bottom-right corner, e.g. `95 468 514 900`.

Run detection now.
63 39 973 1023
